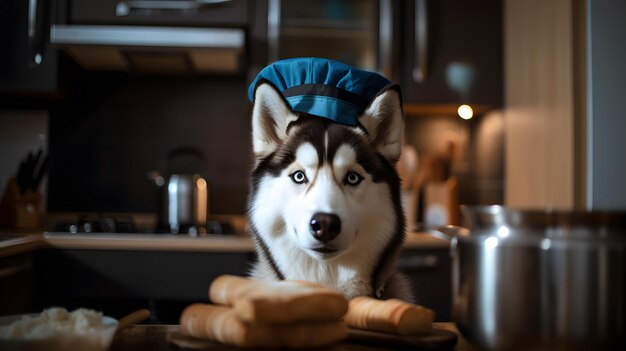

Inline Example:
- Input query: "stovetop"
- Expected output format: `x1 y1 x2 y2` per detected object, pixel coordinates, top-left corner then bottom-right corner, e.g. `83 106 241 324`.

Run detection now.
50 214 235 236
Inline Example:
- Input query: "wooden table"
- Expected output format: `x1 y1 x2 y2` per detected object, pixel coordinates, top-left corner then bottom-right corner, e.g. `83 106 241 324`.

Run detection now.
111 323 481 351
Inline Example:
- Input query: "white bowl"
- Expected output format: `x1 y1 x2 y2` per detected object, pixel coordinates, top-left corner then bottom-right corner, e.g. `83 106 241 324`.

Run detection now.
0 313 118 351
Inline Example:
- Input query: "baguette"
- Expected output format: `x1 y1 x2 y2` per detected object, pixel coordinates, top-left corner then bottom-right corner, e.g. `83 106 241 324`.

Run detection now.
345 296 434 335
209 275 348 323
180 303 348 348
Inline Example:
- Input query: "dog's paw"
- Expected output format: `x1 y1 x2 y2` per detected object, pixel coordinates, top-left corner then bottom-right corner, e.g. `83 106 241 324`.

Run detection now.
338 279 373 299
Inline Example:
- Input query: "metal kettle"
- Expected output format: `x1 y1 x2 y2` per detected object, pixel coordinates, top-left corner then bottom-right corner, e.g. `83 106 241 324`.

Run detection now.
148 148 209 235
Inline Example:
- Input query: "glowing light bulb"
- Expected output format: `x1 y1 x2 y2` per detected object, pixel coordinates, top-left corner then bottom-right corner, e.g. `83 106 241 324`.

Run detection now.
458 104 473 120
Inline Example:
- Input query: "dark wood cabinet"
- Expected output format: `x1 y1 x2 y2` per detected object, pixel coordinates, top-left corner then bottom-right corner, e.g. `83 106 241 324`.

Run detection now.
400 0 503 106
0 253 34 316
33 249 255 322
0 0 60 94
398 248 452 321
30 247 450 323
253 0 503 108
69 0 249 26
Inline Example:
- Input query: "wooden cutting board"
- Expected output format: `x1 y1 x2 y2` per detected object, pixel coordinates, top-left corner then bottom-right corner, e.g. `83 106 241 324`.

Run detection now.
347 327 457 349
168 327 457 350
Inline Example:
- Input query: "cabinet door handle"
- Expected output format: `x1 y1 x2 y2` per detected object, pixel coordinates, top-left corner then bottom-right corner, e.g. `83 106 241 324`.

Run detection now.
413 0 428 82
116 0 233 17
28 0 43 66
378 0 393 78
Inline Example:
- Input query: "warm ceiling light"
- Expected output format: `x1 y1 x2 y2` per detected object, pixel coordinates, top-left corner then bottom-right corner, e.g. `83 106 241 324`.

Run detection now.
457 104 473 120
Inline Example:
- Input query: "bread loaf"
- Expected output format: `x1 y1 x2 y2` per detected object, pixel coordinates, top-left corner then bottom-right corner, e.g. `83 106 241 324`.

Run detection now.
209 275 348 323
208 275 258 305
345 296 434 335
180 303 348 348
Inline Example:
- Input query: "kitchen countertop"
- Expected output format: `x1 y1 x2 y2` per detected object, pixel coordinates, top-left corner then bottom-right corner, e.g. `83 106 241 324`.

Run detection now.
0 233 42 257
111 323 479 351
0 231 449 257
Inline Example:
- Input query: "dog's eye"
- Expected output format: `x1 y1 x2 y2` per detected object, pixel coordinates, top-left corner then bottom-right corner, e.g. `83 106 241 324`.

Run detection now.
290 171 308 184
345 171 363 186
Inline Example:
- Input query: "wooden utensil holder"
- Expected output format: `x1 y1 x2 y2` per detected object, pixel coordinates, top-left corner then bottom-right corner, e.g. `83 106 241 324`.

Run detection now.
423 176 460 226
0 177 42 229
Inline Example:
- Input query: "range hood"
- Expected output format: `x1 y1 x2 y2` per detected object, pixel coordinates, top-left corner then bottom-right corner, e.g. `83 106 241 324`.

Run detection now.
50 25 245 74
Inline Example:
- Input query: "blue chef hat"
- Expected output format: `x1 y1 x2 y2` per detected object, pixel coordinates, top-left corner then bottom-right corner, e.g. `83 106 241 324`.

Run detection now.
248 57 398 126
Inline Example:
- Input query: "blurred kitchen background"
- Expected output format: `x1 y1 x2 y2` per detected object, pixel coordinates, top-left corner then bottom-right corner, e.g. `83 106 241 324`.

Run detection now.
0 0 625 322
0 0 625 231
2 0 625 227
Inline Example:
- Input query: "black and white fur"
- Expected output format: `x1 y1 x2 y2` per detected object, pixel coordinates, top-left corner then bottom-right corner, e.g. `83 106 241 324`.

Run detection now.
247 81 413 301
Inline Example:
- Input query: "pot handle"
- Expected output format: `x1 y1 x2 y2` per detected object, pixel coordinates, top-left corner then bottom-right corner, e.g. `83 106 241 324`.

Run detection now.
167 147 205 162
162 146 207 177
415 224 470 241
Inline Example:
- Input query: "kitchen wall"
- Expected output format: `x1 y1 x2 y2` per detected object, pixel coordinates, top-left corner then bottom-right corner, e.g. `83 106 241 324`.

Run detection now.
504 0 575 209
504 0 626 211
47 68 252 215
47 64 505 217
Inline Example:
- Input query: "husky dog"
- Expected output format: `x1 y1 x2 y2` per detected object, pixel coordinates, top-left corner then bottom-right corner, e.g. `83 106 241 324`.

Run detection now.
247 82 413 301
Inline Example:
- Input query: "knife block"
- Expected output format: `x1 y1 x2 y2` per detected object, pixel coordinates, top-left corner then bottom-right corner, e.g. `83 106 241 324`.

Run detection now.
0 177 41 229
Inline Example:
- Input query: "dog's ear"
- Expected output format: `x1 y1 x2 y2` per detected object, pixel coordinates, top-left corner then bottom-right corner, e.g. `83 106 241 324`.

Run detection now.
251 83 298 157
358 89 404 162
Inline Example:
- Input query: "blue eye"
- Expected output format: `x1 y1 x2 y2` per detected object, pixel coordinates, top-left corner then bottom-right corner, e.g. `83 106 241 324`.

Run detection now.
345 172 363 186
290 171 308 184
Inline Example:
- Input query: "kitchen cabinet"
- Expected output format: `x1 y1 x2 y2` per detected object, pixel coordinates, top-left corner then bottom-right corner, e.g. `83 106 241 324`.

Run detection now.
0 0 60 94
70 0 249 26
0 252 34 315
397 248 451 321
31 246 451 322
50 0 249 75
261 0 403 79
34 249 255 322
269 0 380 71
257 0 502 109
401 0 503 107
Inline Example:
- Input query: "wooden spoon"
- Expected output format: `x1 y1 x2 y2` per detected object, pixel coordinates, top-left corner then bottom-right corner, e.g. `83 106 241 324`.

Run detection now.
116 309 151 334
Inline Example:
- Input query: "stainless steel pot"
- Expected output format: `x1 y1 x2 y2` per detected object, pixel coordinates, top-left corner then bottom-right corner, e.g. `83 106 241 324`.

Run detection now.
434 206 625 350
148 148 209 234
154 173 208 234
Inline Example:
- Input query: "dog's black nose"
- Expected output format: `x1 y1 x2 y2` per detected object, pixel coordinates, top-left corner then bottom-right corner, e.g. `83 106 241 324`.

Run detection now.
309 213 341 242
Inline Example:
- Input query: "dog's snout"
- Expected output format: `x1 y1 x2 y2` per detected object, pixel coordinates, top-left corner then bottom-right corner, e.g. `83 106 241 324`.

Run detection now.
309 212 341 242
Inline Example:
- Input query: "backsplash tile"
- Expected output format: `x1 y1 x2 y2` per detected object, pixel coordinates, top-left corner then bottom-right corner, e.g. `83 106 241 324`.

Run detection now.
48 75 252 214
